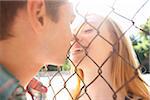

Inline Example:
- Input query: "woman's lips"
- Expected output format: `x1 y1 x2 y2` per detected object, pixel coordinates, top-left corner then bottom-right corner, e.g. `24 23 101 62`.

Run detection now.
70 48 84 55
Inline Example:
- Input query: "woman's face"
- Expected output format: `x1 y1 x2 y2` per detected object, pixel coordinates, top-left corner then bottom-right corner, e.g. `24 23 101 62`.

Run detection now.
70 16 113 66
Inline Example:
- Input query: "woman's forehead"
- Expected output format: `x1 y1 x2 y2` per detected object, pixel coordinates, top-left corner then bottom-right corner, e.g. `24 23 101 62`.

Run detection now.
85 15 106 28
73 14 110 34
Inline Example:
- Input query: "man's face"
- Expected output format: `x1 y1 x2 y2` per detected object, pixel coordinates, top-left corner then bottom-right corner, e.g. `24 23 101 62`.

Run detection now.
6 1 74 67
44 3 74 65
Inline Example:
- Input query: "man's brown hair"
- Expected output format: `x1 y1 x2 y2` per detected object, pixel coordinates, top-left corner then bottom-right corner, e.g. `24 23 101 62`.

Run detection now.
0 1 66 40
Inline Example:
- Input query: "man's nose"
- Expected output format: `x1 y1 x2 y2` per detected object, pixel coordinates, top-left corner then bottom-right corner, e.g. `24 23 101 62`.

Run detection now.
70 34 79 45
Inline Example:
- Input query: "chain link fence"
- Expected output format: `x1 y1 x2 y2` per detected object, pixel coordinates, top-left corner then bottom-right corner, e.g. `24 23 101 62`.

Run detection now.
36 0 150 100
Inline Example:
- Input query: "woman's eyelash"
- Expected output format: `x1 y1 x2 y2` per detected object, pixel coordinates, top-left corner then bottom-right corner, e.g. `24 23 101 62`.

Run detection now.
84 29 94 33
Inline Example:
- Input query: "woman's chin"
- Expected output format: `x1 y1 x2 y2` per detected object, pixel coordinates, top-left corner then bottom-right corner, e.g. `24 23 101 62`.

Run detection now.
70 53 85 65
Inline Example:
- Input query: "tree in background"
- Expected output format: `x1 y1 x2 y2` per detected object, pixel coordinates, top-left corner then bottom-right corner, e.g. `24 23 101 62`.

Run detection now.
130 17 150 74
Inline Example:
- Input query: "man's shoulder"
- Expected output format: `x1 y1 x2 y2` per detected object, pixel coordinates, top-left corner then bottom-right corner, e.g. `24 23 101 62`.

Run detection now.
0 64 20 100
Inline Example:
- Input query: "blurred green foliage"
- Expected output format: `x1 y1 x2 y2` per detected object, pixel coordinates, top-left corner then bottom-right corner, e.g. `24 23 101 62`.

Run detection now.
130 17 150 73
61 59 71 71
39 59 71 71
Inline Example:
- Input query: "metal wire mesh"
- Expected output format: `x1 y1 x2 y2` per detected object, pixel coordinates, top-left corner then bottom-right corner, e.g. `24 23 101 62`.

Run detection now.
37 0 150 100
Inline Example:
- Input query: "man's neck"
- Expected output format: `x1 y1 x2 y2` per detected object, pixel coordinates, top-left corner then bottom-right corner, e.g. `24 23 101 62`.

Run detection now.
6 64 39 86
1 39 42 87
1 59 42 87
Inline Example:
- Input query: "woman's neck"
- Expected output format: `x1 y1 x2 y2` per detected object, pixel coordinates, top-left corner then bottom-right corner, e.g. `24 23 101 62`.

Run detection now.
78 59 123 100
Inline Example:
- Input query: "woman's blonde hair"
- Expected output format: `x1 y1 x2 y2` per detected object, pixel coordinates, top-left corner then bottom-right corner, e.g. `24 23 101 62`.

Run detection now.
108 18 150 99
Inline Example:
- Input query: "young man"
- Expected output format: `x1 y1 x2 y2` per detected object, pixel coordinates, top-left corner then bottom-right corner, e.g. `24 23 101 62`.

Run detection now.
0 0 74 99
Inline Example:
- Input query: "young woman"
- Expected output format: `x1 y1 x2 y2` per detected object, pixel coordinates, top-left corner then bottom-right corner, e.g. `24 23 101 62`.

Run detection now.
70 14 150 100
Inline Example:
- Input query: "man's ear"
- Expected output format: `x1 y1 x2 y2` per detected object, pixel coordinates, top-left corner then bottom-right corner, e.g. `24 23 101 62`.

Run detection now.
27 0 47 34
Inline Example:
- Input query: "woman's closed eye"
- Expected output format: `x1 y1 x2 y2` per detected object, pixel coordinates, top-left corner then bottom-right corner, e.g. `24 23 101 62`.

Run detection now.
83 28 94 34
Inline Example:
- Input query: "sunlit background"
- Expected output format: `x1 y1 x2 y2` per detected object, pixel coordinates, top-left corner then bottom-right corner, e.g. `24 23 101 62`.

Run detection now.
70 0 150 36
